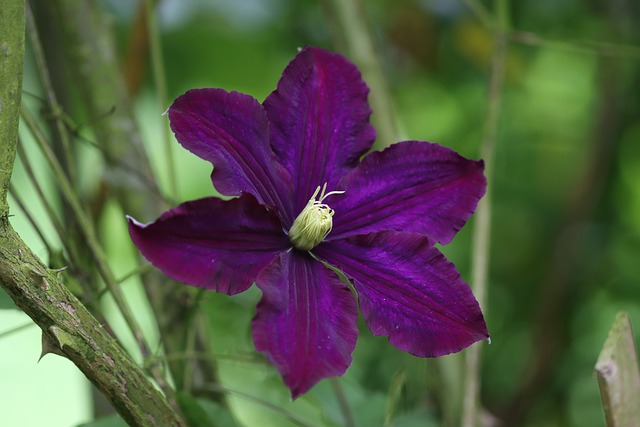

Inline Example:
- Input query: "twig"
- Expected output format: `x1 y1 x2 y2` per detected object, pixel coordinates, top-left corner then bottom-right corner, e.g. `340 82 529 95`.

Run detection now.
9 182 54 257
508 31 640 61
24 1 77 183
463 0 495 30
144 0 178 200
21 107 152 362
322 0 400 148
462 0 509 426
0 322 36 339
203 383 318 427
330 377 355 427
19 110 180 419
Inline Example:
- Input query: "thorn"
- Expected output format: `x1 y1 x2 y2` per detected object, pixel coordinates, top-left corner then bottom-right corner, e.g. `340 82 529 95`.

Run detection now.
39 329 65 361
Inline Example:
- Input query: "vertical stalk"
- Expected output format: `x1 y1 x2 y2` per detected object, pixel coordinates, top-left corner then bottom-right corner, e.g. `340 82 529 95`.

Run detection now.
24 1 77 183
462 0 509 425
322 0 399 148
144 0 178 201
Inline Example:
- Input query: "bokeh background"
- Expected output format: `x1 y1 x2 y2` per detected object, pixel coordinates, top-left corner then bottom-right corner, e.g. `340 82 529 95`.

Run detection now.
2 0 640 426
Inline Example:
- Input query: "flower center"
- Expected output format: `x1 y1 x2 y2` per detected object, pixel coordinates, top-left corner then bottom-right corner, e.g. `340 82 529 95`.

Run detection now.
289 183 344 251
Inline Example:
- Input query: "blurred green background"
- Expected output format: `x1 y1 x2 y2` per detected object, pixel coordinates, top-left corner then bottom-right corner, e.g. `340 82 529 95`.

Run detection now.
2 0 640 426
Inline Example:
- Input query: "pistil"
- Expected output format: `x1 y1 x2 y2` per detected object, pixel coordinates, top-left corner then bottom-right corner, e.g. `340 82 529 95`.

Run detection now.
289 184 344 251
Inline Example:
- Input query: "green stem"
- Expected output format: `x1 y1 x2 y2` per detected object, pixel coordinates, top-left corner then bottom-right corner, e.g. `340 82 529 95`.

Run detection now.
8 183 53 256
181 289 205 392
0 322 35 339
203 384 317 427
91 263 155 305
463 0 495 29
13 143 65 245
144 0 177 201
161 351 260 364
330 377 355 427
322 0 399 148
462 1 509 426
496 0 511 31
21 107 150 357
48 0 163 211
507 31 640 60
24 1 77 184
22 104 184 415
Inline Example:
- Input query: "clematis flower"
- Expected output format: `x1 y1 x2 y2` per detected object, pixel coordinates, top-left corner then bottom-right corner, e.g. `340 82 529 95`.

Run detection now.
128 46 489 398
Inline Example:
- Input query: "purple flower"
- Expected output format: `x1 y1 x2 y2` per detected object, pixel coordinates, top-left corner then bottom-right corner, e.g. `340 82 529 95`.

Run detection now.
128 46 488 398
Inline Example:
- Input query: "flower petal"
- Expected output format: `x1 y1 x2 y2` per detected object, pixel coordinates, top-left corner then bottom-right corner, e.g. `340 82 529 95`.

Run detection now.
252 251 358 398
128 195 289 295
316 231 488 357
330 141 486 245
263 46 375 213
169 89 293 219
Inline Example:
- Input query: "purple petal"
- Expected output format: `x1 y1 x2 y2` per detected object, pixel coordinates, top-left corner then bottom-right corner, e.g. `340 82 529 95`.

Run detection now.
252 251 358 398
128 195 289 295
316 231 488 357
263 46 376 213
330 141 486 245
168 89 293 220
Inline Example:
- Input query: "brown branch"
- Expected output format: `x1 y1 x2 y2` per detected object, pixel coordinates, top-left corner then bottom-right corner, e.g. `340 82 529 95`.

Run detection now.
0 228 185 426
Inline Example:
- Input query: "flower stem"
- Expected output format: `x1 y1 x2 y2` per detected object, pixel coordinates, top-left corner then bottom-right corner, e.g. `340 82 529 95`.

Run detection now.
322 0 399 148
507 31 640 60
144 0 178 201
330 377 355 427
462 0 509 425
462 0 495 29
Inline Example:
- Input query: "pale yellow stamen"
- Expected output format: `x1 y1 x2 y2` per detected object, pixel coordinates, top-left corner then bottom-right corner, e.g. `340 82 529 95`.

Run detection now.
289 183 344 251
